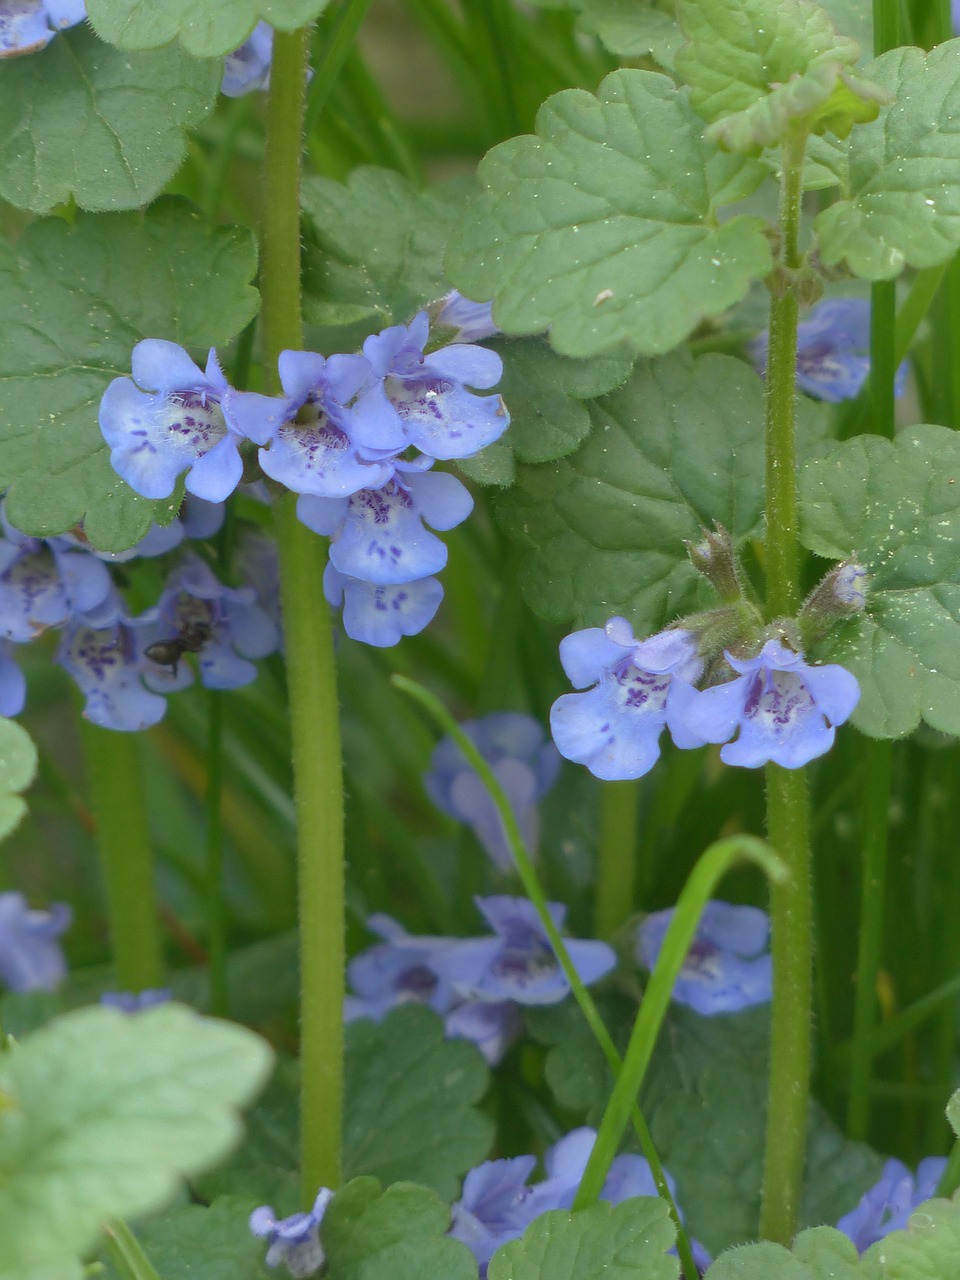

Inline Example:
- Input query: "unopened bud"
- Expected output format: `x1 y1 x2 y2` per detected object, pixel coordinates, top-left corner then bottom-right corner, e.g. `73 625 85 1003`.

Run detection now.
685 525 745 604
800 560 868 643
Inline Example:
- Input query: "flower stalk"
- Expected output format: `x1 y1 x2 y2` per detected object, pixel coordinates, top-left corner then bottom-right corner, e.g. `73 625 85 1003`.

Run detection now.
262 25 345 1201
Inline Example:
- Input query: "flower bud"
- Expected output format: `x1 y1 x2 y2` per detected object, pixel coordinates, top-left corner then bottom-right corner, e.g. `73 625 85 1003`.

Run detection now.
799 560 868 644
685 525 745 604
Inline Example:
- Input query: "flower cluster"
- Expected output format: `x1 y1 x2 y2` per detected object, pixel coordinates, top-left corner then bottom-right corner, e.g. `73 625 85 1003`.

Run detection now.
0 891 71 992
551 618 860 779
250 1187 335 1277
750 297 909 403
100 302 507 647
424 712 561 872
450 1126 711 1276
345 895 615 1066
636 900 772 1015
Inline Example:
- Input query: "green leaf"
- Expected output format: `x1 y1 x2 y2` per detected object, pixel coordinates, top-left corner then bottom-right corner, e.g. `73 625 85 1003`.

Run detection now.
301 168 475 352
0 26 219 214
99 1198 273 1280
862 1197 960 1279
815 41 960 279
705 1227 864 1279
85 0 330 57
322 1178 477 1280
198 1006 494 1206
489 1200 679 1280
675 0 882 153
799 424 960 738
342 1005 494 1200
445 69 772 359
0 1263 84 1280
575 1 683 67
0 199 259 551
461 336 634 486
496 350 826 632
0 718 38 842
0 1004 273 1270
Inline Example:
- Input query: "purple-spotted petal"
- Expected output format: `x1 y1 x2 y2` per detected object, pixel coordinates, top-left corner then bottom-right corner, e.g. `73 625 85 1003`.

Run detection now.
324 565 443 646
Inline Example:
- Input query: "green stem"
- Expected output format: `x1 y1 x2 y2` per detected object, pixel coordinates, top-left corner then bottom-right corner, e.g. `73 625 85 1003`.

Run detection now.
594 782 639 937
82 725 164 992
574 835 787 1210
760 765 812 1243
392 675 700 1280
205 691 228 1018
873 0 900 55
100 1220 162 1280
758 122 813 1248
263 27 344 1202
847 739 893 1139
870 283 897 438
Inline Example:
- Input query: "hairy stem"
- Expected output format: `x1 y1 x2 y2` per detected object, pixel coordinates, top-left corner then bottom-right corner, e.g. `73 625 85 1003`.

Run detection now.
82 725 164 993
263 26 345 1201
758 124 814 1246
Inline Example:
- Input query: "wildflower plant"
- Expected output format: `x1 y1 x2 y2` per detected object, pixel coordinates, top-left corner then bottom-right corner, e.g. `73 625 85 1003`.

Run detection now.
5 1 960 1279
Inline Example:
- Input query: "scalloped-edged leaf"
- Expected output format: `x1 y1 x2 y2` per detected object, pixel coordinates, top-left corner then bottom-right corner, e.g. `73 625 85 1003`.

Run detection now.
496 350 826 632
0 718 38 843
196 1006 494 1207
489 1200 679 1280
446 70 772 359
301 168 475 352
0 26 219 214
706 1227 864 1279
460 336 634 486
323 1179 477 1280
0 200 259 552
0 1004 273 1271
342 1005 494 1200
800 424 960 739
815 41 960 279
85 0 330 57
675 0 882 153
575 1 682 67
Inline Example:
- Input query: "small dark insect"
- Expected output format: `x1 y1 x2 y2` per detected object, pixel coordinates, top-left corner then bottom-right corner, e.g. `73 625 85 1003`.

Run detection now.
144 620 211 676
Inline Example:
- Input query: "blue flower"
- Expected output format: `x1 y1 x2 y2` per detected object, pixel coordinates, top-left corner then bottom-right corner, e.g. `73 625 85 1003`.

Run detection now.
837 1158 947 1252
451 1129 711 1277
435 291 500 343
0 512 113 642
99 341 256 503
227 350 387 498
440 895 615 1006
424 712 561 873
680 638 860 769
344 913 458 1023
100 988 172 1012
250 1187 334 1278
550 619 706 782
750 298 909 403
140 554 280 692
636 900 772 1015
449 1155 540 1273
298 466 473 585
351 312 510 460
0 0 85 57
56 595 169 732
221 20 272 96
443 999 523 1066
0 892 71 992
323 563 443 647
